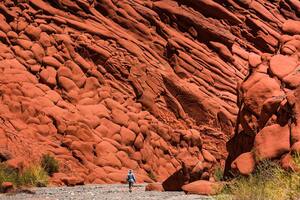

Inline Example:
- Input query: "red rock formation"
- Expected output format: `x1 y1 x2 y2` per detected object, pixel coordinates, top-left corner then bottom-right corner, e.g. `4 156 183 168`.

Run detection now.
145 182 164 192
0 0 298 186
182 180 222 195
225 22 300 176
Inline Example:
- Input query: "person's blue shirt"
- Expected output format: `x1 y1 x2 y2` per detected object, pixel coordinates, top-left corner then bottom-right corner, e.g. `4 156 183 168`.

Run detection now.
127 173 136 183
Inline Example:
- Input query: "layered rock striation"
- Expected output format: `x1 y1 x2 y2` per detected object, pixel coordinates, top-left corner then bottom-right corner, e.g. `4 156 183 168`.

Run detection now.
0 0 298 186
226 28 300 177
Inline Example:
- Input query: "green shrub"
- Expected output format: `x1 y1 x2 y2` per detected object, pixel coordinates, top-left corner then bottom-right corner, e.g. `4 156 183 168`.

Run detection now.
292 152 300 166
0 154 58 192
0 164 19 188
217 159 300 200
0 163 48 191
213 166 224 181
147 170 156 181
19 165 48 187
41 154 59 176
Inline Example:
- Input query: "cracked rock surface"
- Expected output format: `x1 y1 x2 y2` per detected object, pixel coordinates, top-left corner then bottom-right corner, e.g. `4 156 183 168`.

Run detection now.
226 35 300 176
0 0 299 186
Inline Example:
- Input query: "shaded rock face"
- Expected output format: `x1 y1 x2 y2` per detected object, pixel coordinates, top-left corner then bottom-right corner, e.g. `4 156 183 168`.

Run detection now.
225 35 300 176
0 0 298 185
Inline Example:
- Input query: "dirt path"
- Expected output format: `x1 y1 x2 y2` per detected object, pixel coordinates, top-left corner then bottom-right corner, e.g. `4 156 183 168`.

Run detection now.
0 184 215 200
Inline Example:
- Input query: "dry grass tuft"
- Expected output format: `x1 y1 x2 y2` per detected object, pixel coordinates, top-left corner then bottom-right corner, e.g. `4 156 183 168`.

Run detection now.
217 155 300 200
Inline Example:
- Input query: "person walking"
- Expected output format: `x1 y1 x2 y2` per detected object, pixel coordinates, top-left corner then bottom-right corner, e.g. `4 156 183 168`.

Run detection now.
127 169 136 192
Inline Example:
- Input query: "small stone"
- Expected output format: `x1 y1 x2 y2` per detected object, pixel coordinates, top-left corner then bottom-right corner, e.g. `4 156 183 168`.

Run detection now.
1 182 13 193
145 183 164 191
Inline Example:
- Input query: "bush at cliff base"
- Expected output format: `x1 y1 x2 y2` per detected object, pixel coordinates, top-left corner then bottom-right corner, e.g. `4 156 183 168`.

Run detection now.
217 155 300 200
0 163 48 192
41 154 59 176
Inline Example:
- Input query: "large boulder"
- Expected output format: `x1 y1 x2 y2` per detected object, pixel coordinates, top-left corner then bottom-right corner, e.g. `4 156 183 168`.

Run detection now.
254 124 290 160
162 168 189 191
145 183 164 192
61 176 85 186
182 180 222 195
269 55 298 79
242 73 284 116
231 152 255 175
226 33 300 177
282 20 300 35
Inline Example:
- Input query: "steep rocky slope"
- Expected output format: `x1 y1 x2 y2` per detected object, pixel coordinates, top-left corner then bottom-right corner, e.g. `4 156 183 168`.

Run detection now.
0 0 298 186
227 24 300 176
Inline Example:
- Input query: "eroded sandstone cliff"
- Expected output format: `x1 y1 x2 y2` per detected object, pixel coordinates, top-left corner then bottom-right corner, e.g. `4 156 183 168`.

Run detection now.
227 30 300 177
0 0 298 186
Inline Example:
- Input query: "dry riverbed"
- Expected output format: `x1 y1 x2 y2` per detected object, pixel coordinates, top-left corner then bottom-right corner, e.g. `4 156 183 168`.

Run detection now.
0 184 215 200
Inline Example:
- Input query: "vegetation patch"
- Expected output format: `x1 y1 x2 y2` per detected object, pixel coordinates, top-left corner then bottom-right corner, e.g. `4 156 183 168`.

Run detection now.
147 170 157 181
217 155 300 200
41 154 59 176
213 165 224 182
0 154 59 192
0 163 48 192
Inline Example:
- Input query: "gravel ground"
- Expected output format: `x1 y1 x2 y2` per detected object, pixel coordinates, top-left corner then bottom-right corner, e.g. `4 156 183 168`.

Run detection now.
0 184 215 200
